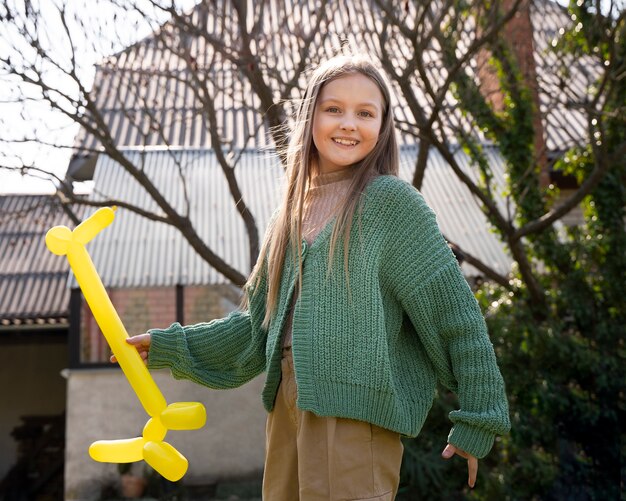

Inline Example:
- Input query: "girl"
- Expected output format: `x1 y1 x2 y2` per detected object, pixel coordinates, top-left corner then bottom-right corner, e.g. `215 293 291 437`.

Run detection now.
122 54 510 500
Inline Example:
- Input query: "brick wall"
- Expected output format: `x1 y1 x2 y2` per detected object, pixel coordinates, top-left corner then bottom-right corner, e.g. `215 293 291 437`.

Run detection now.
476 0 550 186
79 285 242 364
111 287 177 334
184 284 242 325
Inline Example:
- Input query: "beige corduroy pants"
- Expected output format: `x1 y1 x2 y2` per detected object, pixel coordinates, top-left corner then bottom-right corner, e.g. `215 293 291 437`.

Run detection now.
262 348 404 501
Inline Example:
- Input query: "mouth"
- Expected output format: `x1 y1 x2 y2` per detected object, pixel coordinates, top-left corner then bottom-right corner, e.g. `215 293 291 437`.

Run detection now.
332 137 359 147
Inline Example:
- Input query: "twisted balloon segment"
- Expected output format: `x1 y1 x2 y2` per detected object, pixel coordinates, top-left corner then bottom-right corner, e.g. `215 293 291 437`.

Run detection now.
46 207 206 481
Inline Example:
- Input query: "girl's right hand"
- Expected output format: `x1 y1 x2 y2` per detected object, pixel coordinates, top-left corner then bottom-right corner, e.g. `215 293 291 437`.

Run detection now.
109 333 152 365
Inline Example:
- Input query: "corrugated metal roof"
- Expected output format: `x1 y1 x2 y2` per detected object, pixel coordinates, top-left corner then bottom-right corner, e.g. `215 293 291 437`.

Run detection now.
70 0 593 164
0 195 86 325
79 149 284 287
402 145 513 276
78 146 511 289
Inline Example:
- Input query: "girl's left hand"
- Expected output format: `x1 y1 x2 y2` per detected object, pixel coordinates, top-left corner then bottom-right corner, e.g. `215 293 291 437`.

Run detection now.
442 443 478 488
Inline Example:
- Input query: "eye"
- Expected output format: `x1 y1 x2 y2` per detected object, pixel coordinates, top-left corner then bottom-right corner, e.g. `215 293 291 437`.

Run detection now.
358 110 374 118
326 106 341 113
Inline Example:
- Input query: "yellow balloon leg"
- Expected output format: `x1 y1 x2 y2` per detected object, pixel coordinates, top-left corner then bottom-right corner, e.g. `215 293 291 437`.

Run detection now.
161 402 207 430
89 437 145 463
144 441 188 482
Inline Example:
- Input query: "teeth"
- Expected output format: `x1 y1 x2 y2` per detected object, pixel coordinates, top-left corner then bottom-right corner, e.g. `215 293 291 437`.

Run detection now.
333 138 358 146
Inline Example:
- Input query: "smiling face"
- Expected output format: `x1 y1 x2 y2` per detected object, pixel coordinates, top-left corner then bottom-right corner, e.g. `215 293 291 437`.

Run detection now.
311 72 385 175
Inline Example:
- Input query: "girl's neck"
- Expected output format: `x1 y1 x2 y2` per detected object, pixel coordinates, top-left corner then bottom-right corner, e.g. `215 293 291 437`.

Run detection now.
311 164 359 188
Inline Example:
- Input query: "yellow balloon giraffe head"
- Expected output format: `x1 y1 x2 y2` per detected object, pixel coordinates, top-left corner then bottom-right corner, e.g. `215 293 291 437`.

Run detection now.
46 206 116 256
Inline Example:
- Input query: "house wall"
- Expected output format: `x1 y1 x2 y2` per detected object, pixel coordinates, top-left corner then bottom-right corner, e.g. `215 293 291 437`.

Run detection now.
0 338 67 480
65 285 265 500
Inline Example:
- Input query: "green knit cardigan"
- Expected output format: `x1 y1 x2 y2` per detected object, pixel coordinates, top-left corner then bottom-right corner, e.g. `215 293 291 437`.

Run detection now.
148 175 510 458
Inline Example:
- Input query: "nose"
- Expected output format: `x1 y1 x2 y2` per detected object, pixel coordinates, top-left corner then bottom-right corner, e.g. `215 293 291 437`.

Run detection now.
340 116 356 131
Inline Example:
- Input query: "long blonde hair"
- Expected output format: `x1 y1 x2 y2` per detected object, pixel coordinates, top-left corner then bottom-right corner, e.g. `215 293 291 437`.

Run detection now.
245 54 399 329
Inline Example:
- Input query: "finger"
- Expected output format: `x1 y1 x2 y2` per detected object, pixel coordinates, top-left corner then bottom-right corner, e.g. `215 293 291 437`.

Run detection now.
468 456 478 488
442 444 456 459
110 354 117 363
444 443 471 460
126 334 147 346
128 333 148 342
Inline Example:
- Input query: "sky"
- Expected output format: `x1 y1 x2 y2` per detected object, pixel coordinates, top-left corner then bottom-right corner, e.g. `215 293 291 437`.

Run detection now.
0 0 196 195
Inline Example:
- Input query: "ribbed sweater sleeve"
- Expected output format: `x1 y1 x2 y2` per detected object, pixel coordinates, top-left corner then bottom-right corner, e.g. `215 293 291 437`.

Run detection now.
147 248 270 390
380 180 510 458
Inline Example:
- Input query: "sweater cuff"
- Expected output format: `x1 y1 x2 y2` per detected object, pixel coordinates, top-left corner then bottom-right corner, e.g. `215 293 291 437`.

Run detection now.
447 423 495 459
147 323 182 370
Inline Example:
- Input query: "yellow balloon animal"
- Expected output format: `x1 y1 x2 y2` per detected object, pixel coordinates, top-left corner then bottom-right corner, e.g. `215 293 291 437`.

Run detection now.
46 207 206 482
